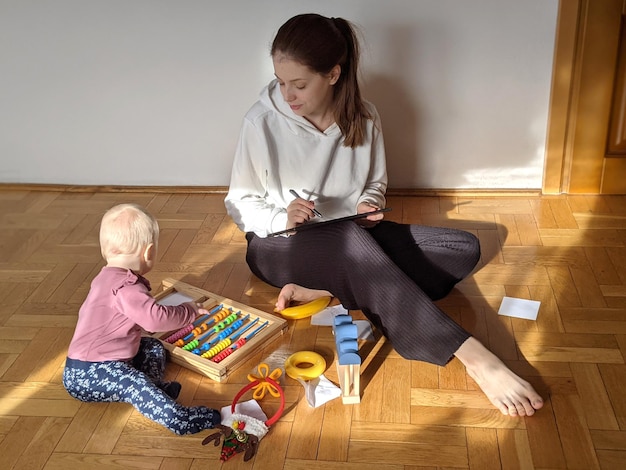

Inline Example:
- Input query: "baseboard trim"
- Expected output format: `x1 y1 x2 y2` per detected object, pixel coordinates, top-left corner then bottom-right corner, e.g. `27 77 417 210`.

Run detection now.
0 183 543 197
386 188 543 197
0 184 231 194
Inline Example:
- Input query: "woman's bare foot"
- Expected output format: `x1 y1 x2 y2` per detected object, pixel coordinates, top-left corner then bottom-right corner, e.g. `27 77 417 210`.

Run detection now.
275 283 332 311
454 337 544 417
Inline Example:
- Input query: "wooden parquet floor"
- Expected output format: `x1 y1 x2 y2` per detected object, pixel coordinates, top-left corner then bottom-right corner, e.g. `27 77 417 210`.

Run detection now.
0 189 625 469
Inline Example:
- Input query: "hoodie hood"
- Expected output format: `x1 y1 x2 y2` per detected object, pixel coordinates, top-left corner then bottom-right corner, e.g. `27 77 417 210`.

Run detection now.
259 79 342 138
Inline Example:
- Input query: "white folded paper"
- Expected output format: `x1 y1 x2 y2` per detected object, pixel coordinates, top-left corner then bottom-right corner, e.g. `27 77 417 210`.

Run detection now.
498 296 540 320
311 306 375 340
297 374 341 408
310 304 349 325
221 399 268 424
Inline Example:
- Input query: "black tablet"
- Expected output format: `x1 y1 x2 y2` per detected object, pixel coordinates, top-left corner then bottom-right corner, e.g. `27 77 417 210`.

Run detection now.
267 207 392 237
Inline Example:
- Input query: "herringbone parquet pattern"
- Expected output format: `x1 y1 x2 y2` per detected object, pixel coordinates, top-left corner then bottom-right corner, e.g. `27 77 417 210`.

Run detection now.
0 189 625 469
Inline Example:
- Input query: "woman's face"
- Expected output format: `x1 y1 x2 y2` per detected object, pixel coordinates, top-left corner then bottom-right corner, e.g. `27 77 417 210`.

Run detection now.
272 55 339 122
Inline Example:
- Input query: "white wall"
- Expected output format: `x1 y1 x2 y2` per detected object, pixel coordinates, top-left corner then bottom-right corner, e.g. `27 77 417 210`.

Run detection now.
0 0 558 189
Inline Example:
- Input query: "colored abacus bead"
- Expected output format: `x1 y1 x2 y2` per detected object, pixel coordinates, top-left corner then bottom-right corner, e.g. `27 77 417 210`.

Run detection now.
183 339 199 350
164 324 193 343
212 347 235 362
202 338 232 359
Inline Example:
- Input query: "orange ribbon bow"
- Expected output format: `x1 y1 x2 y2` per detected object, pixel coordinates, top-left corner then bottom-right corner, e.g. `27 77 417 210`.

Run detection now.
246 363 282 400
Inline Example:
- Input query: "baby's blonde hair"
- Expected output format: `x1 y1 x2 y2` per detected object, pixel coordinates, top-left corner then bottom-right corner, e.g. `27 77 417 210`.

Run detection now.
99 203 159 260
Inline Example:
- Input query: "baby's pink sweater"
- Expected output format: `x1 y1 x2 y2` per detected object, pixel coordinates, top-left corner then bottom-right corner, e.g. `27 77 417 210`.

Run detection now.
67 267 196 362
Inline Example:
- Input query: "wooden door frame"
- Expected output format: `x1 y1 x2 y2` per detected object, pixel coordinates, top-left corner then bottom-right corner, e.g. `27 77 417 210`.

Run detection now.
543 0 625 194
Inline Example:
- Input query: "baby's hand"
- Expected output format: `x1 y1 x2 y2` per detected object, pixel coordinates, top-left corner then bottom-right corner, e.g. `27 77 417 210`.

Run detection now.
185 302 210 316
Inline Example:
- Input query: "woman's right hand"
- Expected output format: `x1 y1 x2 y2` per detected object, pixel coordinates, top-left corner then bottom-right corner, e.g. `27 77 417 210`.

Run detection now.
286 198 317 229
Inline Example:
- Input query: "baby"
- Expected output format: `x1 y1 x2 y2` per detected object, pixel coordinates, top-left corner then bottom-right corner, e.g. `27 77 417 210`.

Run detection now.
63 203 220 435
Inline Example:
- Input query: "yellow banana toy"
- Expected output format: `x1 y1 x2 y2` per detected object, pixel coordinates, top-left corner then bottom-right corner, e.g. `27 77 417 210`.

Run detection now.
276 296 332 320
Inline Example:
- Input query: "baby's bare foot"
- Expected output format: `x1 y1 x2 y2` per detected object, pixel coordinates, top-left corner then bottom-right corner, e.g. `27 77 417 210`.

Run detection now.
454 337 543 416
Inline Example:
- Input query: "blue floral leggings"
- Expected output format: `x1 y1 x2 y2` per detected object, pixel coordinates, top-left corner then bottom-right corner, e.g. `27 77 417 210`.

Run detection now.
63 337 219 435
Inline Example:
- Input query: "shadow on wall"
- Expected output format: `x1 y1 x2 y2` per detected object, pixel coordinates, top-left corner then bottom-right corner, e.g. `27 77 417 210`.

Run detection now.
362 24 423 189
365 73 420 190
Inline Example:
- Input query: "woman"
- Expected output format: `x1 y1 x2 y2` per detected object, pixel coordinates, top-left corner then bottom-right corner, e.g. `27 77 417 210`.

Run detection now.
225 13 543 417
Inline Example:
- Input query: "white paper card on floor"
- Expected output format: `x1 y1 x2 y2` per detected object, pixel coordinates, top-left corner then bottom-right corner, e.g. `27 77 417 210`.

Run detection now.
310 304 349 325
498 296 540 320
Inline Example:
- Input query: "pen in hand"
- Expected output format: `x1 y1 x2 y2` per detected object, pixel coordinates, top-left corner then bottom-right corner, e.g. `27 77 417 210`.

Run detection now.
289 189 322 218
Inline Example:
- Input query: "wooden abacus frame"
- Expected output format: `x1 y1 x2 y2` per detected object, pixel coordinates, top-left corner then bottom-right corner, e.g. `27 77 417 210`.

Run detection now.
151 278 288 382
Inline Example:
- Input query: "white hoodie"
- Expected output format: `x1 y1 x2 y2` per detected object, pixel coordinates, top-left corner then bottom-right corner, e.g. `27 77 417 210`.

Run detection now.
225 79 388 237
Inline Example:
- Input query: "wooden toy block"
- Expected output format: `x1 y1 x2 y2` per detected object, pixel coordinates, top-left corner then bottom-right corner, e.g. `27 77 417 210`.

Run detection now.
151 278 288 383
337 363 361 404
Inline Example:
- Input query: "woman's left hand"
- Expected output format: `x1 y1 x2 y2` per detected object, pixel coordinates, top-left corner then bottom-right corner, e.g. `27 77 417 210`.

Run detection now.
356 202 384 227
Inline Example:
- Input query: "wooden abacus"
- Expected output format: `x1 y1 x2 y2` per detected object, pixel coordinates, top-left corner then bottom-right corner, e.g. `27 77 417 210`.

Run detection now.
151 278 288 382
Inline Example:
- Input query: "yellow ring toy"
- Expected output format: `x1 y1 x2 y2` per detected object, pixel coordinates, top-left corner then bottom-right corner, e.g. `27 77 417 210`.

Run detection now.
284 351 327 380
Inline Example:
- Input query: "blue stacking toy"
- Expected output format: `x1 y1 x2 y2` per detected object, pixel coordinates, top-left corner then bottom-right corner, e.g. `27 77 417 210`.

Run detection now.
333 314 361 366
333 314 362 403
